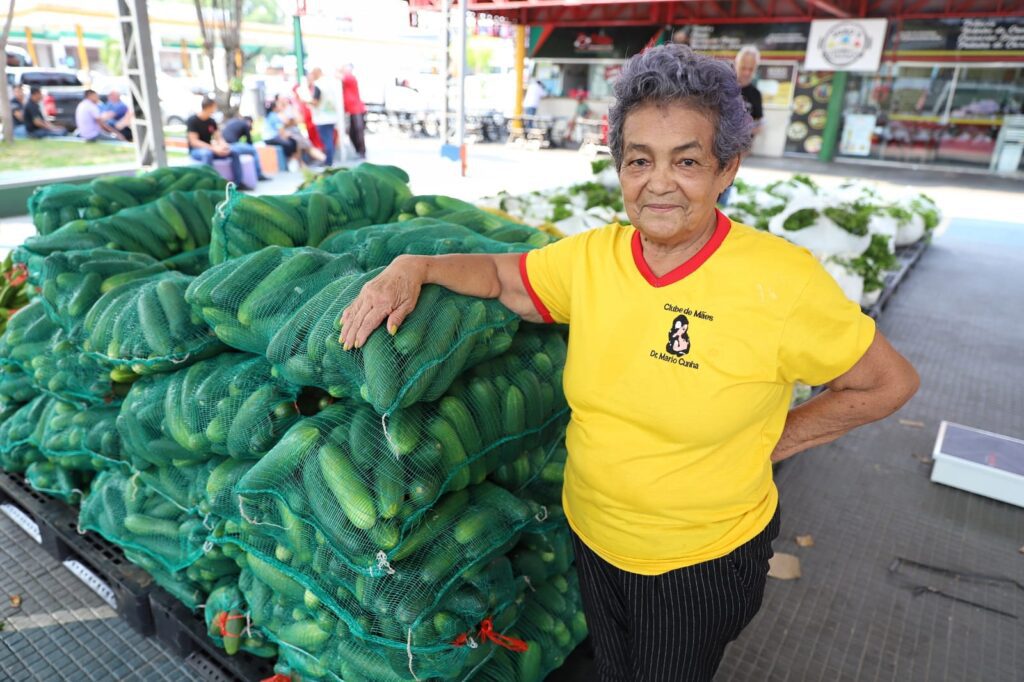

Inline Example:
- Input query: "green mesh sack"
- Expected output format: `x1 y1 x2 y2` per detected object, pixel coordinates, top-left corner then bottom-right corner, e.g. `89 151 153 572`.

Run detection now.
0 366 40 404
265 268 520 413
0 300 57 368
394 195 557 248
235 327 568 566
0 442 45 474
0 394 50 451
467 569 587 682
28 167 226 236
209 190 350 266
162 246 212 276
0 301 126 405
79 470 216 573
186 247 362 355
219 482 554 676
203 581 279 658
233 498 570 682
38 398 125 470
80 270 225 373
303 162 412 225
21 189 224 261
122 547 232 611
492 442 566 507
117 352 300 463
35 248 163 334
25 459 93 504
164 352 301 460
317 218 530 270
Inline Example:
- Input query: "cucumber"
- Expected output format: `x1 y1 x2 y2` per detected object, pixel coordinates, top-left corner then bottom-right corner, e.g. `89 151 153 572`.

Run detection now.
503 385 526 436
246 552 305 602
426 417 470 491
390 488 469 561
137 286 172 356
155 278 190 342
438 396 483 455
318 442 376 531
453 507 500 545
360 329 401 413
392 285 442 354
67 272 102 318
236 249 326 325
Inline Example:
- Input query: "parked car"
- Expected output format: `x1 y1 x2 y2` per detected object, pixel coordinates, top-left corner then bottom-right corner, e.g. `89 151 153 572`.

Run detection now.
5 46 33 67
157 75 210 126
6 67 87 131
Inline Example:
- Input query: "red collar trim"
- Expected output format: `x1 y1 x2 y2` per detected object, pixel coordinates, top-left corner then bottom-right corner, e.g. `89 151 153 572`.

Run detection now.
631 210 731 288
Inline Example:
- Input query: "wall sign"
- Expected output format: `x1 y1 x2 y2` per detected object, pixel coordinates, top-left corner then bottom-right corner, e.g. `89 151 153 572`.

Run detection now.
805 19 888 72
839 114 878 156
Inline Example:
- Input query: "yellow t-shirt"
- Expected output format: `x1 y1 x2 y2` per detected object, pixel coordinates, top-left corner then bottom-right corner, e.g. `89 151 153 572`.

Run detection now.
521 211 875 575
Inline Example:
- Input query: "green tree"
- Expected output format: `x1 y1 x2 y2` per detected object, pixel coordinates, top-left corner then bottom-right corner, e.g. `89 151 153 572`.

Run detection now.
100 37 123 76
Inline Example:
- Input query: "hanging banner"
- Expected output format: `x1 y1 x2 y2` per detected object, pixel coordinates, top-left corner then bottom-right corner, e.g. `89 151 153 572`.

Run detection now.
805 19 888 72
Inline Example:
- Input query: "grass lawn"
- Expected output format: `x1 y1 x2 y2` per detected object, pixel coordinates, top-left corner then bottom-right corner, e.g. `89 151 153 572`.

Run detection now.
0 139 186 173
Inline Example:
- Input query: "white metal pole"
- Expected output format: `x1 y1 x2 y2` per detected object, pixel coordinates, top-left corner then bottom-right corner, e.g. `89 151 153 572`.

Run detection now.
457 0 467 175
441 0 450 146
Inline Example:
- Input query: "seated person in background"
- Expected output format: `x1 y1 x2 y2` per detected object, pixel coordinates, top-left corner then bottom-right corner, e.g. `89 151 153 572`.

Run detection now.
101 90 133 142
76 90 122 142
186 97 258 190
264 94 324 168
24 87 67 138
9 86 27 138
220 114 269 181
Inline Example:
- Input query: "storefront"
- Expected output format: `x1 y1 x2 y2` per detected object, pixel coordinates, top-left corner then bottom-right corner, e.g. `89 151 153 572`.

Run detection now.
526 17 1024 173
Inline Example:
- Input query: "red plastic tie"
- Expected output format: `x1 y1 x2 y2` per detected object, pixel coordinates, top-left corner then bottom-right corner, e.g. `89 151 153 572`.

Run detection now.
260 675 291 682
479 617 529 653
451 632 470 648
215 611 246 638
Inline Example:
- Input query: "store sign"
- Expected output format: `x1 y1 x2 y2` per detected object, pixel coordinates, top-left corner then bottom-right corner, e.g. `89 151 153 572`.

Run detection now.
671 23 809 54
839 114 877 156
889 18 1024 53
805 19 888 72
573 32 615 54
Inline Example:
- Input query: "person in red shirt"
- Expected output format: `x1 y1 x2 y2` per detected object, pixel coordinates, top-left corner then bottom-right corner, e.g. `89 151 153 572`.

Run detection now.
340 64 367 158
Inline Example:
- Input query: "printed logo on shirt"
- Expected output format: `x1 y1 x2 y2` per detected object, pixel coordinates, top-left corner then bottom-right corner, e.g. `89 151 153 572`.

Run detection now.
648 304 714 371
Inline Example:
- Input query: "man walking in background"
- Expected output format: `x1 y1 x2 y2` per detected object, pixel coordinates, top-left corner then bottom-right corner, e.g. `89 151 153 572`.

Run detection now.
341 64 367 159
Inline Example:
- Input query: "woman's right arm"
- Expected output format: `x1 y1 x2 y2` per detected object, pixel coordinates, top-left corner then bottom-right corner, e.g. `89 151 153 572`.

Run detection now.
338 253 541 350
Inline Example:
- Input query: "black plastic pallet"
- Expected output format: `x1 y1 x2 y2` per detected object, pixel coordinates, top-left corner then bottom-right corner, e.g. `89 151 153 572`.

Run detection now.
0 470 155 635
865 238 930 320
149 588 276 682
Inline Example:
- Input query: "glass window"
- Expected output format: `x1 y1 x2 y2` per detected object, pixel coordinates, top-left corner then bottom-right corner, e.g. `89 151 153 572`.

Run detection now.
937 66 1024 166
587 64 615 100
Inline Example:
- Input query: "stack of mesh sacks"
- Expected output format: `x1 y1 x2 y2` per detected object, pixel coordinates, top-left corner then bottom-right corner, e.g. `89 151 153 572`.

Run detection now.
0 163 586 678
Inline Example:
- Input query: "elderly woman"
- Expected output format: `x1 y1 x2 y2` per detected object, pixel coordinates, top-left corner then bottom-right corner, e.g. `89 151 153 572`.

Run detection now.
341 45 918 681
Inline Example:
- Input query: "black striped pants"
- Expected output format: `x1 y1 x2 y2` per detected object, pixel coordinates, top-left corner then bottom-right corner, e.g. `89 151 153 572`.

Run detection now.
572 507 780 681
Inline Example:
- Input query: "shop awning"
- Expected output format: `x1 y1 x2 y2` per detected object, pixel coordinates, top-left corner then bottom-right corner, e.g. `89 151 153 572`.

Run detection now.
407 0 1022 25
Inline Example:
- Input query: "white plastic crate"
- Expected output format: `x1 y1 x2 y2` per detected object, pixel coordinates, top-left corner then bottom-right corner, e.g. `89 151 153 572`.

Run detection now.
930 421 1024 508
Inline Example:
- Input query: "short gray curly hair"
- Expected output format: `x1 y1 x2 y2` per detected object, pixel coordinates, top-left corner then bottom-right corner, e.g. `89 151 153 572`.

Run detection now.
609 44 754 171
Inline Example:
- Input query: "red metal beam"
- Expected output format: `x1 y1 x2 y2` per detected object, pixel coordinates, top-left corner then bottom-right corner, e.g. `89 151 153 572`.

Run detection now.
809 0 853 15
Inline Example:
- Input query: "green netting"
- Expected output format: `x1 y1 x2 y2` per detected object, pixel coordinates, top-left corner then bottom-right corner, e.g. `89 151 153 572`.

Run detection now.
393 195 557 248
79 469 219 574
204 580 279 658
495 443 566 508
235 327 567 566
116 352 300 465
25 459 93 504
28 166 226 236
38 398 125 470
34 248 163 335
230 507 573 682
208 163 412 265
21 189 224 261
0 393 50 452
0 300 57 367
0 365 40 404
317 218 530 270
275 269 520 413
186 247 362 355
0 300 126 405
466 569 586 682
162 246 212 276
0 442 45 474
122 548 214 610
80 270 225 373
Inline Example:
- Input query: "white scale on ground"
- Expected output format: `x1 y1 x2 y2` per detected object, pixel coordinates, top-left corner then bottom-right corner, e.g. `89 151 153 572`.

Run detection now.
931 421 1024 507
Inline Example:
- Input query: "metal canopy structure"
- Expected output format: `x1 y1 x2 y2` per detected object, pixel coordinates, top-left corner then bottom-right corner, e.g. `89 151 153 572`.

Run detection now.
408 0 1024 24
116 0 167 168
